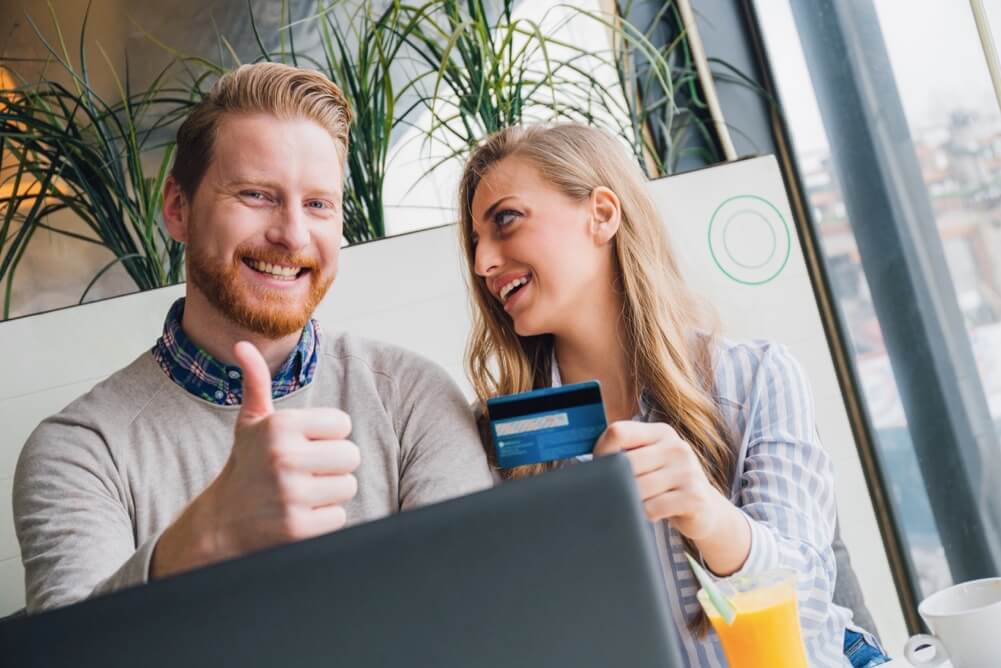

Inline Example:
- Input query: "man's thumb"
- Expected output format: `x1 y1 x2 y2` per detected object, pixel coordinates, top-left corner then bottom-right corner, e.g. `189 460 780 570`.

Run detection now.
234 341 273 420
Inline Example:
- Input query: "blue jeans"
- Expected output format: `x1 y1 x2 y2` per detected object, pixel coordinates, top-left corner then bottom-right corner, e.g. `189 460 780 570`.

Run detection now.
845 628 892 667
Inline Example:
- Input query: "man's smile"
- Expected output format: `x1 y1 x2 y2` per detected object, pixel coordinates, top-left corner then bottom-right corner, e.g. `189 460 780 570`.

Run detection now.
242 258 309 281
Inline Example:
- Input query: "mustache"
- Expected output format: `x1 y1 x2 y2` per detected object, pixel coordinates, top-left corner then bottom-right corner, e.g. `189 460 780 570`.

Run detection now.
236 246 320 271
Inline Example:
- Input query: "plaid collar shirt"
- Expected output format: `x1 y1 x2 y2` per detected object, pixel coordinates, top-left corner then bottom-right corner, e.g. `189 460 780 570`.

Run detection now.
151 298 319 406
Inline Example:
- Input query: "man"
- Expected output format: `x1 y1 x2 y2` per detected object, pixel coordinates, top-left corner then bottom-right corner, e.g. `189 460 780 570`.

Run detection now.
13 62 493 612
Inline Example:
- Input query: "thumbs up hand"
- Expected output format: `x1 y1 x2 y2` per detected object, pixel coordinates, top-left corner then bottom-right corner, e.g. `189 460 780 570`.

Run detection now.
234 340 276 422
151 342 360 579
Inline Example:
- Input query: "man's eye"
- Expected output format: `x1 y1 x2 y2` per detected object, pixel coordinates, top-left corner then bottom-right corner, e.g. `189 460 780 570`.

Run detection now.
242 191 269 202
306 200 330 210
494 210 520 228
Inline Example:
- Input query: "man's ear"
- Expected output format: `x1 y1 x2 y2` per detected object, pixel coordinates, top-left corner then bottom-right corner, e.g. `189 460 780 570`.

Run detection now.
162 175 190 244
589 186 622 245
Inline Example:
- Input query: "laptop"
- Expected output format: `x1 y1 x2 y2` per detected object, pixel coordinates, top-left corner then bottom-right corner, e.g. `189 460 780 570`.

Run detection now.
0 455 684 667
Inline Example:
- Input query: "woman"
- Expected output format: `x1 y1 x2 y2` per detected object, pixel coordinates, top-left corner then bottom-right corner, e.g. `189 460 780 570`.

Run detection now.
457 124 888 668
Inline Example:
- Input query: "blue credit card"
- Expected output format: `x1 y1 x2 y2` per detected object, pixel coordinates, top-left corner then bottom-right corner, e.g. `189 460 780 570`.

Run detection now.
487 381 607 469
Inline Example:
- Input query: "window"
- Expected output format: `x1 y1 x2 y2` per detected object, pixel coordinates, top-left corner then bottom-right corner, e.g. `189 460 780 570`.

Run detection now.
755 0 1001 602
381 0 626 236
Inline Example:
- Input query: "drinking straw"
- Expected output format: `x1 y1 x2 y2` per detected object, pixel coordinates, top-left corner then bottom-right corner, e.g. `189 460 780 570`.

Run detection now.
686 553 737 625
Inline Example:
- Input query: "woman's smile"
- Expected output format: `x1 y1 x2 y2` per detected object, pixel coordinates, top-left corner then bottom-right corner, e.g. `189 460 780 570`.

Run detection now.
501 274 532 313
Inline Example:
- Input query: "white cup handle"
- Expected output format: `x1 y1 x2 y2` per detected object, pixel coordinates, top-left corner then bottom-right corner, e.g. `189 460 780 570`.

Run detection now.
904 634 949 667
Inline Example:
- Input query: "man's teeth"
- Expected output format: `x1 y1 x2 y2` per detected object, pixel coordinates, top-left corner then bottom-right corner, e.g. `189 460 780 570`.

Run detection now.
249 259 301 279
500 276 530 303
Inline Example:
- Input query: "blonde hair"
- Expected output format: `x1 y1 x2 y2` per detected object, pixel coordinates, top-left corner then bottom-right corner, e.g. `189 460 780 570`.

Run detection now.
458 124 734 633
171 62 353 199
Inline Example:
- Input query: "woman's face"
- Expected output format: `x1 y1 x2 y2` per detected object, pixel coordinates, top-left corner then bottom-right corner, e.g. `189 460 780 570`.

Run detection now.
469 155 615 337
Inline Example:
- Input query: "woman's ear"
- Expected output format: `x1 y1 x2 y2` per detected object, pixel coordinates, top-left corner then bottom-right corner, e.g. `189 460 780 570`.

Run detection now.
162 175 190 244
590 186 622 245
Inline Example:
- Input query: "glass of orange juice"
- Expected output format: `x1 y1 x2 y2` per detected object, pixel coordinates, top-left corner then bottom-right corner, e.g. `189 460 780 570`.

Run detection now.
695 568 808 668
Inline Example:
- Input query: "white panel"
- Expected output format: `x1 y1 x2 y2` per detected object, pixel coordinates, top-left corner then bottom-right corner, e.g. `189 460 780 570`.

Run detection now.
0 285 184 402
648 156 906 650
0 380 106 484
0 158 905 647
314 225 472 393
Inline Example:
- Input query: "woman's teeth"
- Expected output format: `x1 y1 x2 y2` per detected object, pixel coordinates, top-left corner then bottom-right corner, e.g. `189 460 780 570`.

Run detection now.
248 259 301 280
499 276 530 303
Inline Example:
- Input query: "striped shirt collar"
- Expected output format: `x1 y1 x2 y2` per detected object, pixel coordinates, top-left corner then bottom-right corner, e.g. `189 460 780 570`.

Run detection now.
151 298 319 406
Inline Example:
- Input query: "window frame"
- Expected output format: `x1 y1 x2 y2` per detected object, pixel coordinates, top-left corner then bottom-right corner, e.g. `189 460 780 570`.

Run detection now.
736 0 1001 631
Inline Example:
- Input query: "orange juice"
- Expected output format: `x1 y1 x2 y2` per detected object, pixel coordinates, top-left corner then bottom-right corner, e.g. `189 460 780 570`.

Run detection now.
697 569 808 668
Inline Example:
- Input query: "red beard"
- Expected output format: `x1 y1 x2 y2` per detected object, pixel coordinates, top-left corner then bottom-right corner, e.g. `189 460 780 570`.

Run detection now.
185 238 333 339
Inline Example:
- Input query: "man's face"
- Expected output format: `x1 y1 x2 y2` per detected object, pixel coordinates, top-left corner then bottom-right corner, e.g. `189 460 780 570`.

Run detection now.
173 113 345 339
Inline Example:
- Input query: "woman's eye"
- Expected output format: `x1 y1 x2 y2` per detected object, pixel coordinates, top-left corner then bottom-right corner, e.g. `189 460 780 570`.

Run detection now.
494 209 520 228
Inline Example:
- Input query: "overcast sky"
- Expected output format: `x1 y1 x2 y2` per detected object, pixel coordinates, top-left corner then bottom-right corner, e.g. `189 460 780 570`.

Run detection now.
757 0 1001 154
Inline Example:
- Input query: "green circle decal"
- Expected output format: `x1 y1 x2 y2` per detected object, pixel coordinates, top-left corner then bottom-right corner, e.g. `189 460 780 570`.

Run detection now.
707 195 791 286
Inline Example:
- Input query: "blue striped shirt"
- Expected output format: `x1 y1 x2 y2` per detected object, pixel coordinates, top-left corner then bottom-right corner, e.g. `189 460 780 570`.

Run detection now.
555 338 851 667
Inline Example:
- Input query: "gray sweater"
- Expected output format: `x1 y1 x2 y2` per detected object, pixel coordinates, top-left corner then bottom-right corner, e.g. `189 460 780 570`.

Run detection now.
14 332 493 612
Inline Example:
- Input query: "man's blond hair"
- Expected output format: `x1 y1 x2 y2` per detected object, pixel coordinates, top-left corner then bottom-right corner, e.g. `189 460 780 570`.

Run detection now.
171 62 353 199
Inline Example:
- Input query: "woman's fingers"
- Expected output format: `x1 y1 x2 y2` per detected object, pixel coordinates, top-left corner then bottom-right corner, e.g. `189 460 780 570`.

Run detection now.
593 420 676 456
594 420 711 525
624 442 672 476
635 466 679 501
643 490 689 523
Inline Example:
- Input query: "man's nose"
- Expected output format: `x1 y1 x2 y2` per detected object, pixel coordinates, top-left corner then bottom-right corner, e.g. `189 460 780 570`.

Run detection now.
266 204 310 252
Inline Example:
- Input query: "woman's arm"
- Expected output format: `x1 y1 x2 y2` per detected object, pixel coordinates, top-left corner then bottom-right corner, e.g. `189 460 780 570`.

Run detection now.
724 345 838 637
594 345 838 638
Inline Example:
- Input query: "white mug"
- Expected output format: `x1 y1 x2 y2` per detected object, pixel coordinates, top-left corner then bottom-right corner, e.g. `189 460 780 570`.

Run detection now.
903 577 1001 668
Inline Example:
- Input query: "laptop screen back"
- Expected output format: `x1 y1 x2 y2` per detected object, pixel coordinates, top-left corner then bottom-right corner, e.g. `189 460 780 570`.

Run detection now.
0 455 684 668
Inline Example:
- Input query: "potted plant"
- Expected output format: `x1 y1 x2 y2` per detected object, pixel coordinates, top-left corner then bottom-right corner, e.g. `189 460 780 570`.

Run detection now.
1 0 750 319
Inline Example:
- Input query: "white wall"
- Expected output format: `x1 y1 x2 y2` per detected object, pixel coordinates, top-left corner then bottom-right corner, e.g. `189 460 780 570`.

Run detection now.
0 157 906 653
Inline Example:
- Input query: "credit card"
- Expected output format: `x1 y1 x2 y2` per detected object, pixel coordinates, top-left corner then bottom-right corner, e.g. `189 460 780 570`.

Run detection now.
487 381 607 469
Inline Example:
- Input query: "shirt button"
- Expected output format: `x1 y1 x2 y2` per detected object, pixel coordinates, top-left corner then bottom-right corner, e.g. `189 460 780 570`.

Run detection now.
228 370 240 379
214 390 225 400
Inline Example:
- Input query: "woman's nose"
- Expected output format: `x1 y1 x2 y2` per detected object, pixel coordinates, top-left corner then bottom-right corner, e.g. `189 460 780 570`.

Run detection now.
474 236 502 277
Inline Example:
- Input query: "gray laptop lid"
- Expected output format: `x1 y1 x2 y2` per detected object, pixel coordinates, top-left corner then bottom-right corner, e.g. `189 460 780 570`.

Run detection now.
0 455 684 667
